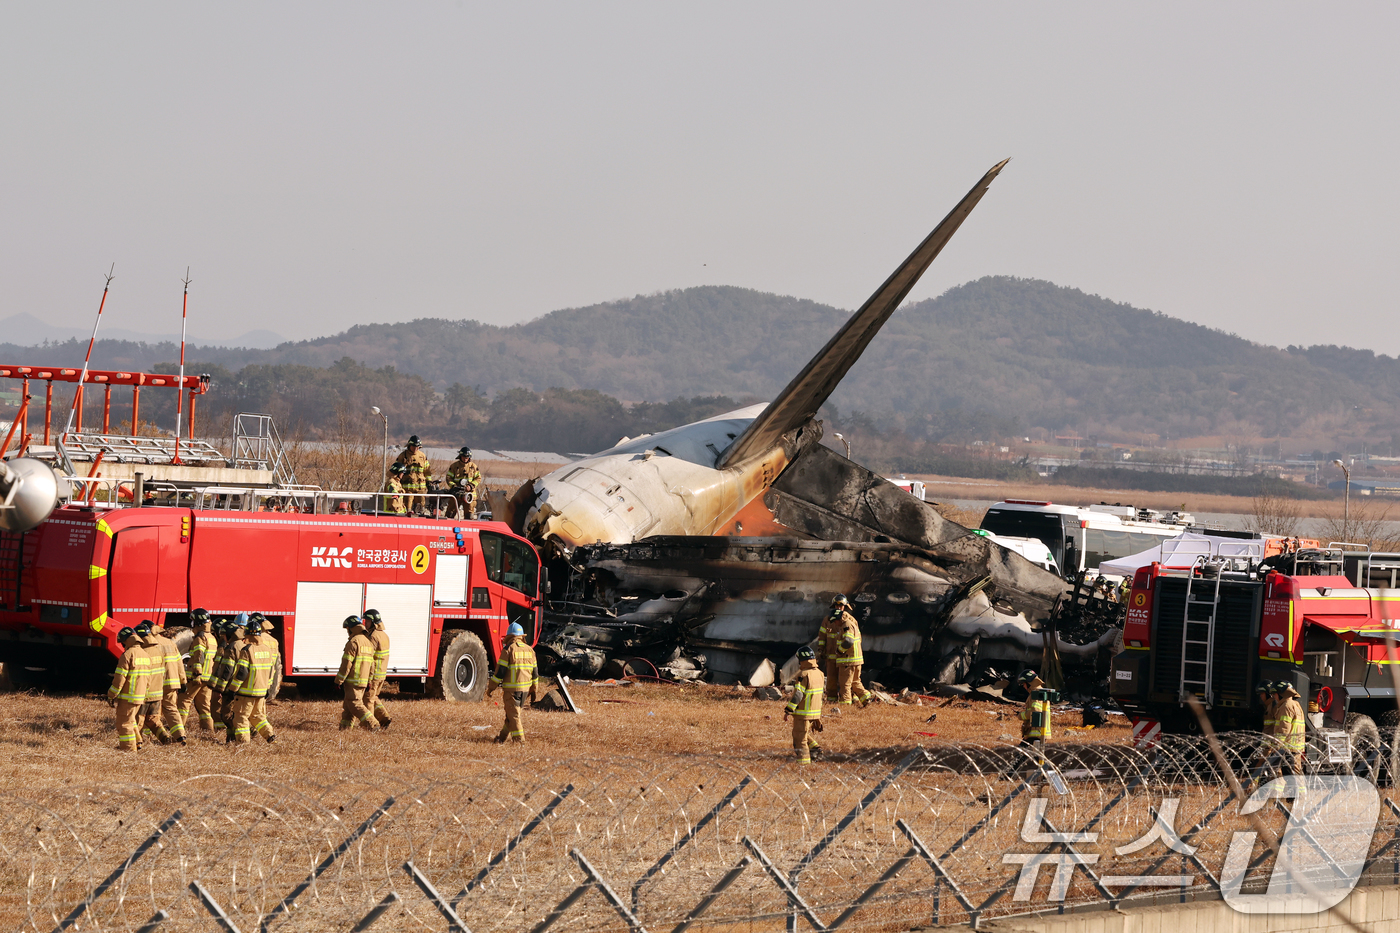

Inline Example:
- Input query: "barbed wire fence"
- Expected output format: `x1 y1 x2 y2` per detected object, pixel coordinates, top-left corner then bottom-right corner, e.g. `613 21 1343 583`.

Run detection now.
6 734 1400 933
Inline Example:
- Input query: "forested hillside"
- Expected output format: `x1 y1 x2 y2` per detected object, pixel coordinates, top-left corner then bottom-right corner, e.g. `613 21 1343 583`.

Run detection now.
4 277 1398 452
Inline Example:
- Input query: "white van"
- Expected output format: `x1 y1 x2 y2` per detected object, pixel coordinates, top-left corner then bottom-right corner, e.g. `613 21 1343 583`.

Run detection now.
973 529 1061 575
978 499 1192 577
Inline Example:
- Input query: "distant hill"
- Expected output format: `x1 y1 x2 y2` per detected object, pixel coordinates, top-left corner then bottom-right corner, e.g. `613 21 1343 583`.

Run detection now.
4 277 1399 447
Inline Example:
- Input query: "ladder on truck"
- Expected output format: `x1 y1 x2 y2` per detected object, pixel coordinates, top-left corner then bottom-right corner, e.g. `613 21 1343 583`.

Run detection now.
1179 556 1225 707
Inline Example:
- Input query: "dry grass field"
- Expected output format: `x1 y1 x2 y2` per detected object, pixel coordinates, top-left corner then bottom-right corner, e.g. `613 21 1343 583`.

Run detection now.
0 679 1126 787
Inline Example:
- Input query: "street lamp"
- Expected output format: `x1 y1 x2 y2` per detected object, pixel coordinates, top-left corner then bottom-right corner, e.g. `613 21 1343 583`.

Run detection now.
833 432 851 459
372 407 389 489
1332 458 1351 542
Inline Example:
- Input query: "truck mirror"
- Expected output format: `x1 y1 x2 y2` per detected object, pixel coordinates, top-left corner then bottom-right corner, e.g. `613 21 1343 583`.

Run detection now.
541 566 551 595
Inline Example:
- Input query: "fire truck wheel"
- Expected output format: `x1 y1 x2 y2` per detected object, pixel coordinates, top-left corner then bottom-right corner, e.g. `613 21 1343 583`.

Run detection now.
1 662 50 691
1343 713 1381 783
431 630 488 702
1378 710 1400 787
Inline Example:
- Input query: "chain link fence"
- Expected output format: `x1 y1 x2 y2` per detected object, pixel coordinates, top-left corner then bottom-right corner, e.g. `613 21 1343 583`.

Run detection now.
6 735 1400 933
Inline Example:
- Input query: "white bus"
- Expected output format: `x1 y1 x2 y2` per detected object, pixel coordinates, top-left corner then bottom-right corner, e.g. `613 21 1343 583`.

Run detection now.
978 500 1195 577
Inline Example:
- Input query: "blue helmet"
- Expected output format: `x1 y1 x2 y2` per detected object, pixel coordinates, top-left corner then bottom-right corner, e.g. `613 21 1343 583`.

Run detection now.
506 622 525 638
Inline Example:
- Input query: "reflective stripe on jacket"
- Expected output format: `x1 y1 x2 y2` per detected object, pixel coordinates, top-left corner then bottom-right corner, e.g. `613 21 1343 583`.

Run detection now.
108 645 151 703
492 640 537 690
785 665 824 719
833 622 863 665
1275 698 1306 753
233 636 278 697
369 628 391 681
154 632 187 689
1020 698 1052 741
337 633 375 687
210 641 241 691
187 632 217 682
139 639 166 702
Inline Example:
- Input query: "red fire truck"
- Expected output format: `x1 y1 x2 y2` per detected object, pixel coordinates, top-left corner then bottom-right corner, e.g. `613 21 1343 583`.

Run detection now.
1110 547 1400 779
0 494 543 701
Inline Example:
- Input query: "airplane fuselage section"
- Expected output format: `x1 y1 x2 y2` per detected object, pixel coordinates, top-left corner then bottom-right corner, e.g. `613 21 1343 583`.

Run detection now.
523 404 809 549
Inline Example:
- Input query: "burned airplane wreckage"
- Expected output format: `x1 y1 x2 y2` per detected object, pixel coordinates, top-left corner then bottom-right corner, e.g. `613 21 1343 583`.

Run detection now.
499 161 1125 693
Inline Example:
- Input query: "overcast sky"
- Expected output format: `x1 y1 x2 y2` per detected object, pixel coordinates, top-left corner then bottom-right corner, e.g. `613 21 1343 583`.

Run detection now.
2 3 1396 353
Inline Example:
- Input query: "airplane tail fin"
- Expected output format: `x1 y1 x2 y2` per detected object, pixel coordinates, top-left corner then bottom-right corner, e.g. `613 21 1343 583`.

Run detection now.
717 159 1008 468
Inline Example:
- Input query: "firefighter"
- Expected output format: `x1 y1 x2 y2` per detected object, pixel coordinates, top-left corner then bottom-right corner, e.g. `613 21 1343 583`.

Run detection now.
107 626 152 752
213 615 249 740
229 614 277 744
178 609 218 733
335 615 378 731
831 605 870 706
486 622 537 743
362 608 393 729
445 447 482 519
134 621 170 746
1274 682 1306 777
382 463 408 516
150 618 189 744
1017 669 1052 761
817 596 851 700
784 646 825 764
394 435 433 514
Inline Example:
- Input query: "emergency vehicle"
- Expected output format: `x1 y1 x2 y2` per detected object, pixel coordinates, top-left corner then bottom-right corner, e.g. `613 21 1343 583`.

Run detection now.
980 500 1197 577
0 487 542 702
1110 546 1400 781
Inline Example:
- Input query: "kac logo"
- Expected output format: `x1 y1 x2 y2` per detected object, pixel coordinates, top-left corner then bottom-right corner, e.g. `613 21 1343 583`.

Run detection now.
311 546 354 568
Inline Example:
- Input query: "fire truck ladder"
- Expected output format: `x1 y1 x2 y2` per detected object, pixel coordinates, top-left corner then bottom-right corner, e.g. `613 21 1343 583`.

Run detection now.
1178 557 1225 707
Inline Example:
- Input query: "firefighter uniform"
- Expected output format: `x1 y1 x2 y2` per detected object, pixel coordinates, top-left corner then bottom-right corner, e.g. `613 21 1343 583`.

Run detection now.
135 624 169 746
179 613 219 732
1017 672 1052 765
364 610 392 729
213 621 248 739
394 438 433 513
336 618 378 731
382 468 408 516
107 628 152 751
445 450 481 519
1274 684 1306 776
151 620 189 743
229 620 278 743
817 604 850 700
785 649 825 764
487 624 537 743
832 614 870 706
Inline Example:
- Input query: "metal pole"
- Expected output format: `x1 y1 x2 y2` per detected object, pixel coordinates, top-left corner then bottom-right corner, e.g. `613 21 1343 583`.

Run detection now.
173 269 190 464
62 264 114 442
372 407 388 488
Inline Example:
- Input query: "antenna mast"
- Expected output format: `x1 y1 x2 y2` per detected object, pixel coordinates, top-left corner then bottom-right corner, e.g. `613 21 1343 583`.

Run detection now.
62 264 115 442
172 268 191 464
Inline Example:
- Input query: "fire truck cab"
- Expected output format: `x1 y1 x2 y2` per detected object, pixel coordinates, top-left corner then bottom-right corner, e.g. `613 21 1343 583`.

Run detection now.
1110 547 1400 779
0 499 542 701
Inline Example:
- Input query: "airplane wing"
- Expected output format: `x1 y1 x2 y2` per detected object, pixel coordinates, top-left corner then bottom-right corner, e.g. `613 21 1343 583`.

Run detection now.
716 159 1009 469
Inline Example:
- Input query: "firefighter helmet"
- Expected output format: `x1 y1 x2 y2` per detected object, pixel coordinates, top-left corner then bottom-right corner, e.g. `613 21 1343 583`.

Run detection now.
362 608 382 628
831 595 850 609
134 620 153 637
1017 669 1039 684
343 615 362 630
407 435 421 447
458 447 472 458
797 646 815 660
389 462 405 475
1278 682 1300 698
191 608 211 626
246 615 264 636
117 626 136 643
1255 682 1273 695
507 622 525 638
